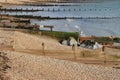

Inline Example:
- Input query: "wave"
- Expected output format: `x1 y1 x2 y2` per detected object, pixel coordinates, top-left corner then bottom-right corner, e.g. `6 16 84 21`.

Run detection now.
74 25 86 37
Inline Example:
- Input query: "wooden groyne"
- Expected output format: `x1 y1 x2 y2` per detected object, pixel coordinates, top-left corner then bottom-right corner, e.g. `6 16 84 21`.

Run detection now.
0 8 112 12
0 14 120 20
0 8 41 12
11 15 120 19
23 3 81 6
0 23 38 30
11 19 30 23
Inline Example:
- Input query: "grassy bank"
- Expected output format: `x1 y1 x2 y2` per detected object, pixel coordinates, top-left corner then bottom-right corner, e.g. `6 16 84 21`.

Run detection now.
22 29 120 43
24 30 79 40
94 37 120 44
42 31 79 40
3 27 120 43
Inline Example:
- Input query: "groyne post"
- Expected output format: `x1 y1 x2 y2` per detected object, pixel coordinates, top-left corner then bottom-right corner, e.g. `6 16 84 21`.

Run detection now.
74 9 76 11
58 9 60 11
53 8 55 12
102 46 106 64
68 9 71 11
42 8 44 11
48 8 49 11
42 42 45 56
72 44 76 60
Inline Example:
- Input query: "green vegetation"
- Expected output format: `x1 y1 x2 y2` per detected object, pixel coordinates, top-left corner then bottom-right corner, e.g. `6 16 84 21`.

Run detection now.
23 30 79 40
24 29 120 44
94 37 112 43
42 31 79 40
113 38 120 43
94 37 120 43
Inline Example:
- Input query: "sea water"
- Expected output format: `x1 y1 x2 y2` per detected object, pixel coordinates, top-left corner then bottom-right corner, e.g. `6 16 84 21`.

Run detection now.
1 0 120 36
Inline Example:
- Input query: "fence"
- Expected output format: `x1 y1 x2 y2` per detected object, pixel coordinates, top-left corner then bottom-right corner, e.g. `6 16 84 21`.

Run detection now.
0 28 120 67
0 8 112 12
15 43 120 67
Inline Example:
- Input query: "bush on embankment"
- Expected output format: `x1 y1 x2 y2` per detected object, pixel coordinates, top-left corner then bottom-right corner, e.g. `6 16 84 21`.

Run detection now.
41 31 79 40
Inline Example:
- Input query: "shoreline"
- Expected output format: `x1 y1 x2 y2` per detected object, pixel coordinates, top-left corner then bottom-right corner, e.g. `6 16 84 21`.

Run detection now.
0 1 111 6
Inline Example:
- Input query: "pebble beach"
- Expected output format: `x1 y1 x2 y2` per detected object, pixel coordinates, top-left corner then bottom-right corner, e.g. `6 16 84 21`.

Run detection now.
0 0 120 80
0 51 119 80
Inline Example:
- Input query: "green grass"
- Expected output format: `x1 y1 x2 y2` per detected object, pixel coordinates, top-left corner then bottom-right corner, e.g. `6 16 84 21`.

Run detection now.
42 31 79 40
22 30 79 40
113 38 120 43
20 29 120 44
94 37 113 43
94 37 120 44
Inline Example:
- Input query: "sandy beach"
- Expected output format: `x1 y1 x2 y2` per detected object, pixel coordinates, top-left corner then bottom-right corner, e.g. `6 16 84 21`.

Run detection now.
0 0 120 79
0 51 120 80
0 28 120 80
0 0 33 4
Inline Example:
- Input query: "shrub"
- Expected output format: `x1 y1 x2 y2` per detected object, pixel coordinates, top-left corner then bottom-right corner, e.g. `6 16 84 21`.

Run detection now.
42 31 79 40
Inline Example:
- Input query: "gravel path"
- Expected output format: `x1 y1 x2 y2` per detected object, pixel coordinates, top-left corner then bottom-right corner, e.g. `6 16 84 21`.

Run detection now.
3 51 120 80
